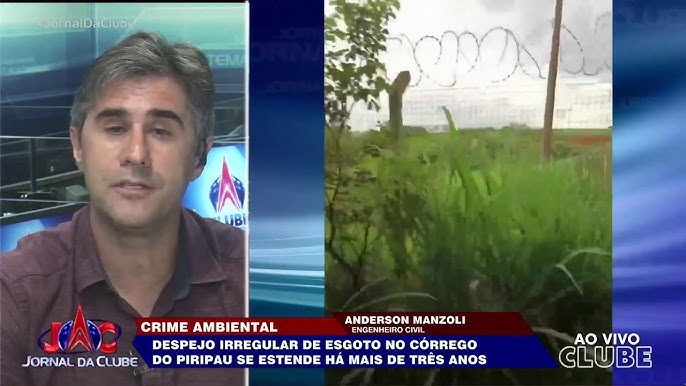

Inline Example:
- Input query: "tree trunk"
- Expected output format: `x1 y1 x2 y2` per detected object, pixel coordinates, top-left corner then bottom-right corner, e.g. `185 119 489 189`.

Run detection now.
388 71 411 142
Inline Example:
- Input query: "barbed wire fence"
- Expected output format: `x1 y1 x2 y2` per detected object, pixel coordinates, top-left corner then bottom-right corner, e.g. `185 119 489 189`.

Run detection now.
349 11 612 131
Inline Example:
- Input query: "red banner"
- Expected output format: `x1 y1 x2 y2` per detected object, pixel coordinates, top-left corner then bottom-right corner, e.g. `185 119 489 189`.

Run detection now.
135 312 533 336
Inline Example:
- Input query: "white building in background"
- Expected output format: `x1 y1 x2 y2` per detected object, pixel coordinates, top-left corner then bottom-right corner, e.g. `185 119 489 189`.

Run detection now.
348 79 612 131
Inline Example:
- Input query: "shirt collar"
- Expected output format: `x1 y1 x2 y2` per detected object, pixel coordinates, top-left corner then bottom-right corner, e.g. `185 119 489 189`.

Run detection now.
73 205 226 295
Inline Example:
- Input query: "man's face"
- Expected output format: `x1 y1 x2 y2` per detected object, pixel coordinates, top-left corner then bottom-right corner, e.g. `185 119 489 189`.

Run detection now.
70 75 207 230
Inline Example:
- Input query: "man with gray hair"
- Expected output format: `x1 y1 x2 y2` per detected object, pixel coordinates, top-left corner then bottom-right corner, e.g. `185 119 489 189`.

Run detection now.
1 32 246 386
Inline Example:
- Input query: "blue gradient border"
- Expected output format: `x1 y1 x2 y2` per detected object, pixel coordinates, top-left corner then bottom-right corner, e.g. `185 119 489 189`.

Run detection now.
248 1 324 385
614 1 686 385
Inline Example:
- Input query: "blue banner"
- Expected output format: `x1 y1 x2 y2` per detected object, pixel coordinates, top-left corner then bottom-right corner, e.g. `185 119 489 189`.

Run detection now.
132 335 558 369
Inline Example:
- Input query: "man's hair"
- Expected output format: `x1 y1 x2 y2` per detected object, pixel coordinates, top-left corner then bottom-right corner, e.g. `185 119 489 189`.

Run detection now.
70 31 215 153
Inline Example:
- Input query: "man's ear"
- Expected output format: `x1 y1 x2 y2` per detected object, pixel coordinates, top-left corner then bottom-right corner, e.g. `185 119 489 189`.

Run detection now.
191 136 213 180
69 126 83 170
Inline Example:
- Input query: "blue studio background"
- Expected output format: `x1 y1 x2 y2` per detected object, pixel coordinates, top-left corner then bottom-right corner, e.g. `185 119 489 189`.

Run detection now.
613 1 686 385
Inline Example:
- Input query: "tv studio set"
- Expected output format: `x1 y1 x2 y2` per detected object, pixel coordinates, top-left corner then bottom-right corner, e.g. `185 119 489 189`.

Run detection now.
0 3 247 253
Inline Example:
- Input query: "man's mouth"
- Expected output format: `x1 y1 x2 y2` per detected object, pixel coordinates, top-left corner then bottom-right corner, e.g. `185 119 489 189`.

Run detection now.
113 180 155 198
115 180 153 189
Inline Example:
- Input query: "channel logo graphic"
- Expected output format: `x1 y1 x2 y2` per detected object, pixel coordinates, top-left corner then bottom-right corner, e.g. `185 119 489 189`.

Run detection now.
210 156 245 213
207 152 247 228
37 305 121 354
182 144 248 229
24 306 138 369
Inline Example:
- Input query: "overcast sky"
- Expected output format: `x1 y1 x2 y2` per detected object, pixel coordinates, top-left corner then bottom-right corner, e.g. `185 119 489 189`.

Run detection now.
326 0 612 89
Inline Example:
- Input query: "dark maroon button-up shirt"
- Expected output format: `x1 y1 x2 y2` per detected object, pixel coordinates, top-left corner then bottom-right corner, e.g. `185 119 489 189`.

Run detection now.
0 206 246 386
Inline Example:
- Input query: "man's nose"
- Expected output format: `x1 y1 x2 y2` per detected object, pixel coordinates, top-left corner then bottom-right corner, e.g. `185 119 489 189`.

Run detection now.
121 126 151 167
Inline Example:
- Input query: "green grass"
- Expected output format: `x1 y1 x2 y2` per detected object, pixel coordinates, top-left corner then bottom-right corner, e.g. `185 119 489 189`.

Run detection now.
325 125 612 386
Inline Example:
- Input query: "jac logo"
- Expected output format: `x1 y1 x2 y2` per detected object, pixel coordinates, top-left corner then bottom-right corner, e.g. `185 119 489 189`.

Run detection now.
37 305 122 354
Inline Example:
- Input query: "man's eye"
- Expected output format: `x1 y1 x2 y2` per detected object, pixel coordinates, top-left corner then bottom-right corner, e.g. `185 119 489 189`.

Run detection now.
152 128 171 137
106 126 126 134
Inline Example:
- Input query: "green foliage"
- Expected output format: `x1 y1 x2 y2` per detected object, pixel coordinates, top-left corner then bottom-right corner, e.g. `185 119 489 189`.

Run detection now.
552 141 578 158
324 3 611 384
325 122 612 385
325 0 401 295
325 0 401 125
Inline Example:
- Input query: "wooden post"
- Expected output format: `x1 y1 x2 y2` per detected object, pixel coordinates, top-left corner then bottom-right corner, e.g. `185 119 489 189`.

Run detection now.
542 0 564 163
388 71 411 141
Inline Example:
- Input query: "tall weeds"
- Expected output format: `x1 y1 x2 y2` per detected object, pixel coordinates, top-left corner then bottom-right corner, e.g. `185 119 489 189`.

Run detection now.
325 118 612 385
